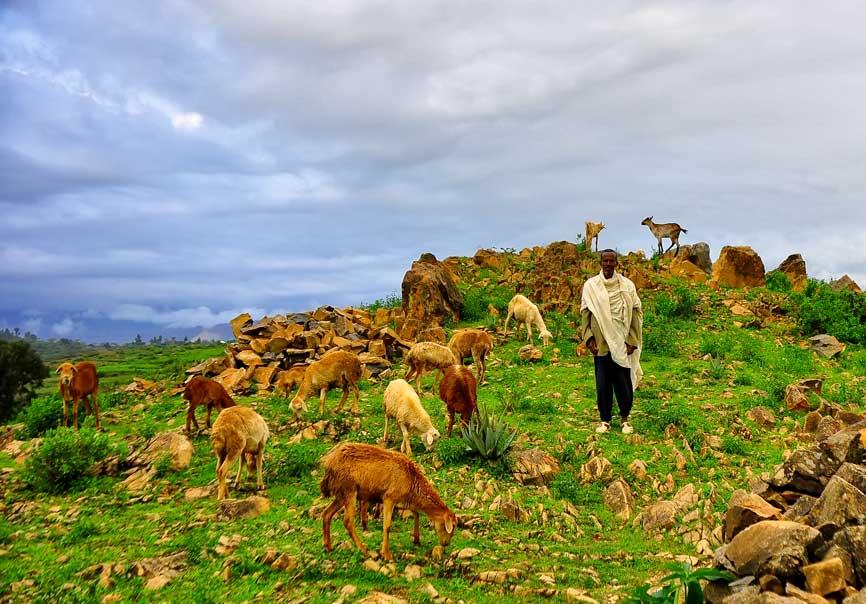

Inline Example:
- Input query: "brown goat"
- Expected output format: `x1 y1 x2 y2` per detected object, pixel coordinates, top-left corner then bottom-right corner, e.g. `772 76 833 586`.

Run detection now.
57 362 100 430
290 350 362 418
320 442 456 561
447 328 493 383
274 365 307 398
404 341 457 394
584 221 605 253
183 375 236 434
211 406 269 500
438 365 478 437
641 216 688 255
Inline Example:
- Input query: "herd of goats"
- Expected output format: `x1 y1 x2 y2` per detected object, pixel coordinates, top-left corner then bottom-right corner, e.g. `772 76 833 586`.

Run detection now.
48 216 689 561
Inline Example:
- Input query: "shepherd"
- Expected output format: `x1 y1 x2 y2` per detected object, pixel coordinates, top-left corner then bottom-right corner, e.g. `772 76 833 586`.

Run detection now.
580 249 643 434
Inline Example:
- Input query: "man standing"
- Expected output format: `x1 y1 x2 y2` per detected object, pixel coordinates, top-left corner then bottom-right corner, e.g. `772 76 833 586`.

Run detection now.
580 249 643 434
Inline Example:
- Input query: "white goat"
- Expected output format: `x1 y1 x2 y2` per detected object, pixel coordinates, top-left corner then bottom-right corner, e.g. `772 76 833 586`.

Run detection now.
504 294 553 346
382 379 439 457
641 216 688 256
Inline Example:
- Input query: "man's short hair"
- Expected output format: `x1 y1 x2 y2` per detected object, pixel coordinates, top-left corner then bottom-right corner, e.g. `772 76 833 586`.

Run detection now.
600 248 618 257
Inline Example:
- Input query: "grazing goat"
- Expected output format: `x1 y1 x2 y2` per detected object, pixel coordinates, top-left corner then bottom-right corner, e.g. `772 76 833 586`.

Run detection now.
211 406 269 500
383 379 439 457
585 221 605 253
290 350 362 419
448 329 493 384
404 341 457 394
503 294 553 346
641 216 688 256
274 365 307 397
320 442 457 561
56 362 101 430
438 365 478 437
183 375 236 434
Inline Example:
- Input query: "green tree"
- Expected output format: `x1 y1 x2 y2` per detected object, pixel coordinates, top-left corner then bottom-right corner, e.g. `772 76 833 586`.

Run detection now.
0 340 50 422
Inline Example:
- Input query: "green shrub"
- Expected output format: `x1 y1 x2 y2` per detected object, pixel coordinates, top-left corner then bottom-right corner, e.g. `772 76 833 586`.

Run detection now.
793 279 866 344
23 428 112 493
765 271 792 292
435 437 468 465
653 285 698 320
720 435 747 456
708 356 727 380
358 291 401 313
625 563 734 604
699 332 734 359
61 517 101 545
642 319 678 357
17 394 64 438
267 441 331 481
460 285 513 322
461 405 517 459
0 339 49 422
551 472 603 506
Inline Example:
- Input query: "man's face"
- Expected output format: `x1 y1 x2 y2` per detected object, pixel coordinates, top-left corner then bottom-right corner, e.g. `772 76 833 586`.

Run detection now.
600 252 618 278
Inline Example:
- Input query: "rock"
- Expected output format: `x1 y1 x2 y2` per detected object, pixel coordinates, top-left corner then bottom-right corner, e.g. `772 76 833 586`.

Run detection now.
747 407 777 428
271 553 297 572
769 448 841 496
844 588 866 604
684 242 712 274
775 254 808 292
133 552 188 589
641 500 679 532
500 500 530 523
184 486 213 501
506 448 560 486
781 494 816 523
101 595 123 604
724 490 782 542
340 584 358 597
809 335 846 359
803 558 846 596
120 467 155 493
565 589 600 604
457 547 480 559
785 584 830 604
145 575 171 590
518 345 543 362
831 526 866 586
356 592 408 604
710 246 766 289
416 326 446 344
834 462 866 493
401 253 463 329
217 496 270 520
628 459 648 480
475 570 507 584
807 475 866 528
821 422 866 463
137 432 194 471
785 384 813 412
804 411 824 433
473 248 504 270
579 456 612 483
213 367 248 393
717 520 821 580
669 257 709 283
603 478 634 520
831 275 862 294
230 313 253 339
420 583 438 599
404 564 422 581
759 574 784 595
363 559 381 573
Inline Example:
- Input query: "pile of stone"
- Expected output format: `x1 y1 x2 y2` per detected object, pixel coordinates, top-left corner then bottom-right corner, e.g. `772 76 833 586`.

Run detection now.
185 306 414 394
707 419 866 603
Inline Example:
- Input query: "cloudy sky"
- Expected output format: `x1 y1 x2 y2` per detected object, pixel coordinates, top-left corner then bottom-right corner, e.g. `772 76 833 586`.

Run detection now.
2 2 865 342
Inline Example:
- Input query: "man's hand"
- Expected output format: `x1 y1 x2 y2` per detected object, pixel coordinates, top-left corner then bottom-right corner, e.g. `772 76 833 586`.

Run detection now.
587 337 598 355
625 343 636 355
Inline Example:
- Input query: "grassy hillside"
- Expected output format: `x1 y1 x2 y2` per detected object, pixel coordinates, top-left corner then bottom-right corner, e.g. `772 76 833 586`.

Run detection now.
1 248 864 603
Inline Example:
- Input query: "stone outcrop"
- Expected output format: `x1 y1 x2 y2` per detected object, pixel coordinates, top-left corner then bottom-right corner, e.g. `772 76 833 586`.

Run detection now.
831 275 862 294
809 335 846 359
710 246 766 288
401 253 463 329
506 448 560 486
775 254 808 292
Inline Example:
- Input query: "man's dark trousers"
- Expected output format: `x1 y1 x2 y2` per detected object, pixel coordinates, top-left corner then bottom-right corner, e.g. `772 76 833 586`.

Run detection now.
593 353 633 422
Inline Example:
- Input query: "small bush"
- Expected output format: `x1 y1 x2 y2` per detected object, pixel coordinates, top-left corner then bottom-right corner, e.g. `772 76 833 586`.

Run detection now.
23 428 112 493
61 517 101 545
653 285 698 320
359 291 401 313
699 332 734 359
0 339 49 422
17 394 64 438
720 435 747 456
708 356 727 380
461 405 517 459
460 285 513 322
642 320 678 356
267 441 330 481
765 271 792 293
793 279 866 344
435 438 468 465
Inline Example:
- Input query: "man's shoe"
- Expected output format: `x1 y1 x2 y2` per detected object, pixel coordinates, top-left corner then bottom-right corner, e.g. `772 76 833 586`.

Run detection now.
595 422 610 434
622 421 634 434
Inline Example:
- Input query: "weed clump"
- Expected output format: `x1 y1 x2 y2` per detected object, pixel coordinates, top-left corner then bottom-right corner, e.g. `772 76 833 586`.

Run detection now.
17 394 64 438
267 441 331 481
461 405 517 460
23 427 112 493
435 437 468 465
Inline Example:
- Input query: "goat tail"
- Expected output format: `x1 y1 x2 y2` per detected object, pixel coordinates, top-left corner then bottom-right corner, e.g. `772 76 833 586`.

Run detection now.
681 227 688 234
320 470 337 498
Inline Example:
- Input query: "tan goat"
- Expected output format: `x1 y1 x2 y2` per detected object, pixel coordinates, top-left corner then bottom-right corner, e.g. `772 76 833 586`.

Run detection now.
274 365 307 398
290 350 362 418
641 216 688 255
403 341 457 394
56 361 100 430
320 442 457 561
585 221 605 252
503 294 553 346
211 406 269 500
448 328 493 383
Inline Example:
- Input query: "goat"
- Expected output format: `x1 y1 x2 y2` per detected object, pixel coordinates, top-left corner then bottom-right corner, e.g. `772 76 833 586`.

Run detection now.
641 216 688 256
211 406 269 500
183 375 237 434
404 341 457 394
584 221 605 253
320 442 456 561
56 362 100 430
503 294 553 346
438 365 478 437
290 350 362 419
447 329 493 384
383 379 439 457
274 365 307 398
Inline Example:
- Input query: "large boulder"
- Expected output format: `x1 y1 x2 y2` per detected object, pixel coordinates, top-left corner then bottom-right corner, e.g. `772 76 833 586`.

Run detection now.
807 475 866 528
711 246 766 288
669 257 709 283
524 241 588 313
809 335 846 359
831 526 866 586
401 253 463 328
717 520 822 580
831 275 862 294
769 448 842 496
132 432 194 471
775 254 808 292
506 448 560 486
724 490 782 542
603 478 634 520
681 242 712 274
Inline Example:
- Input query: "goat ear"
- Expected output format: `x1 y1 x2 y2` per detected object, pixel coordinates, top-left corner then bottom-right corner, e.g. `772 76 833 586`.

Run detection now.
55 366 61 374
445 515 454 534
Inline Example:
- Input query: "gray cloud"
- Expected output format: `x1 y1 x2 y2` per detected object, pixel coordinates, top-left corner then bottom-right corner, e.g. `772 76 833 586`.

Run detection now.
2 2 866 341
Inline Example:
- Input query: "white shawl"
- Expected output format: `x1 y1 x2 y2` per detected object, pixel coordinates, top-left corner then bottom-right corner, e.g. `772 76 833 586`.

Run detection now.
580 271 644 390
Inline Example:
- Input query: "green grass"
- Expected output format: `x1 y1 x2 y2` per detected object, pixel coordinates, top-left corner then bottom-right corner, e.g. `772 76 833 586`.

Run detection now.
1 271 863 603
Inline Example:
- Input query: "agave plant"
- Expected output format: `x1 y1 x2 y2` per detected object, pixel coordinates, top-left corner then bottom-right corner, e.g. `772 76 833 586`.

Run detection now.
460 404 517 459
